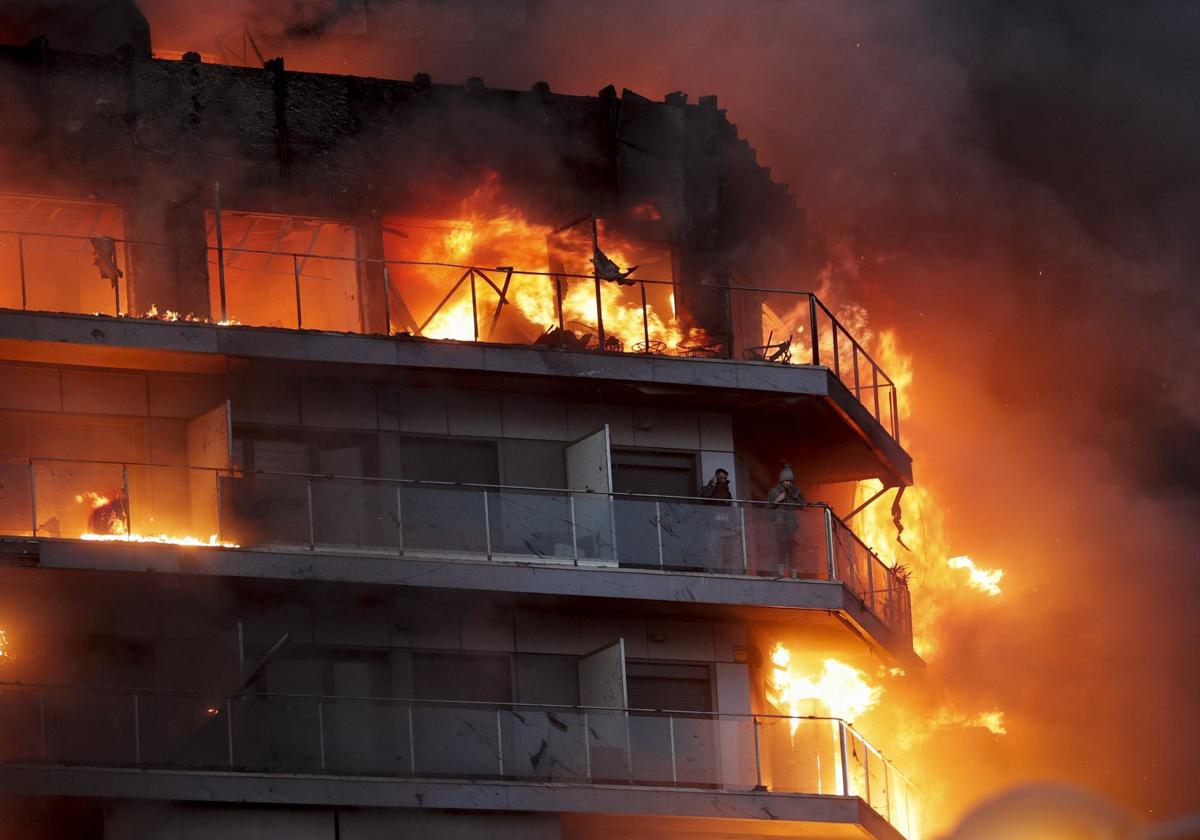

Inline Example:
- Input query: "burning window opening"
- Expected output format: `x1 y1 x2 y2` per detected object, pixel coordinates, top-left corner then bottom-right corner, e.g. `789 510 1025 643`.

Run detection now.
74 486 237 548
0 628 7 660
382 203 709 356
0 193 128 317
205 210 362 332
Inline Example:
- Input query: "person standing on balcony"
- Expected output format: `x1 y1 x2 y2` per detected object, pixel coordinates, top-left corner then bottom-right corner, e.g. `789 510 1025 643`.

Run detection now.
700 468 737 570
766 465 805 577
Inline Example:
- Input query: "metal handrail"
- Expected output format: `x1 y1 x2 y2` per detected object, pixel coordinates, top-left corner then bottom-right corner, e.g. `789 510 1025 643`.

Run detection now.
0 227 900 406
6 454 913 637
0 681 921 825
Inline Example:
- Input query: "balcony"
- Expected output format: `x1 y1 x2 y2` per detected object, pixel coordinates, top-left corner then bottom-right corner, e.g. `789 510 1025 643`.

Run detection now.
0 683 920 839
0 457 912 646
0 226 902 443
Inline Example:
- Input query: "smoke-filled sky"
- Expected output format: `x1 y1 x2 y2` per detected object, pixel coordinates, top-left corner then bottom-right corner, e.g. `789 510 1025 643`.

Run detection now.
146 0 1200 829
24 0 1200 832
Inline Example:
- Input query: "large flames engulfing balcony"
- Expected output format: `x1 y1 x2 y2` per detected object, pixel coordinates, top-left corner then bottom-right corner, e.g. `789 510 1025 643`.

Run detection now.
0 190 902 442
0 457 912 641
0 683 920 839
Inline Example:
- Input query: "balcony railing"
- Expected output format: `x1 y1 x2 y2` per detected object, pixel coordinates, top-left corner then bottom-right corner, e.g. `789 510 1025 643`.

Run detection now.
0 228 900 441
0 456 912 641
0 682 920 839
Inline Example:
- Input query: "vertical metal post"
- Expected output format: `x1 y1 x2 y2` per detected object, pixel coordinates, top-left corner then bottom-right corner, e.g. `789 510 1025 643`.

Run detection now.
863 740 871 806
292 254 303 329
591 215 606 349
121 463 132 538
867 554 876 613
306 479 315 549
640 282 650 352
668 714 677 785
225 698 235 767
872 365 881 420
832 325 841 378
214 470 224 544
113 245 123 316
29 460 38 537
582 710 592 781
568 493 579 565
469 270 480 342
495 708 504 776
214 182 228 323
132 693 141 764
382 264 392 336
17 233 28 310
752 716 763 789
890 386 900 442
838 721 851 796
808 295 820 365
593 276 606 349
738 506 749 573
38 689 46 761
407 703 416 774
852 345 861 399
655 499 664 567
395 484 405 556
555 275 565 332
482 489 492 559
824 507 836 581
317 700 326 771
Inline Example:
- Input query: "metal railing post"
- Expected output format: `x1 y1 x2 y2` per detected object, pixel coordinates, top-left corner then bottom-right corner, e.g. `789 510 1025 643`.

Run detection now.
569 493 579 565
832 324 841 378
225 698 235 767
495 707 504 776
752 715 764 790
317 699 326 771
292 254 303 329
867 556 876 613
838 721 851 796
738 505 749 573
29 460 37 536
668 714 677 785
640 282 650 352
214 182 228 323
890 386 900 442
469 269 480 342
306 479 315 549
132 693 141 764
824 506 836 581
17 233 27 310
407 703 416 774
382 264 392 336
872 365 881 420
582 709 592 781
214 470 224 543
863 740 871 806
593 275 607 349
395 484 405 556
655 499 664 567
121 463 132 538
852 345 861 399
808 295 820 365
482 489 492 559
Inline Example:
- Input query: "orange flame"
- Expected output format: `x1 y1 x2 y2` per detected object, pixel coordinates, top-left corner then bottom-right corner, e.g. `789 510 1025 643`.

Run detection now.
389 175 706 353
75 489 238 548
0 628 8 660
767 642 883 727
947 555 1004 597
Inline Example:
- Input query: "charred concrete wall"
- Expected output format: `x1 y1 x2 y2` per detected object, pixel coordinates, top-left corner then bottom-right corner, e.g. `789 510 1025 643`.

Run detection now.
0 42 806 319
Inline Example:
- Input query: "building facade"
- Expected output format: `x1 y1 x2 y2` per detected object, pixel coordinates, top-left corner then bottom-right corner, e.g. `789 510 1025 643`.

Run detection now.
0 10 917 839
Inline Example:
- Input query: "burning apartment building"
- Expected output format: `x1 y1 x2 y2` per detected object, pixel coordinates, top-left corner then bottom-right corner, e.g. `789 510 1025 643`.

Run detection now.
0 2 918 838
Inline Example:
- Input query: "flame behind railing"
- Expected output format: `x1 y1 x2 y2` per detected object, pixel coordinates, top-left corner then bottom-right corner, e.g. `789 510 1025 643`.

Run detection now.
0 456 911 641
